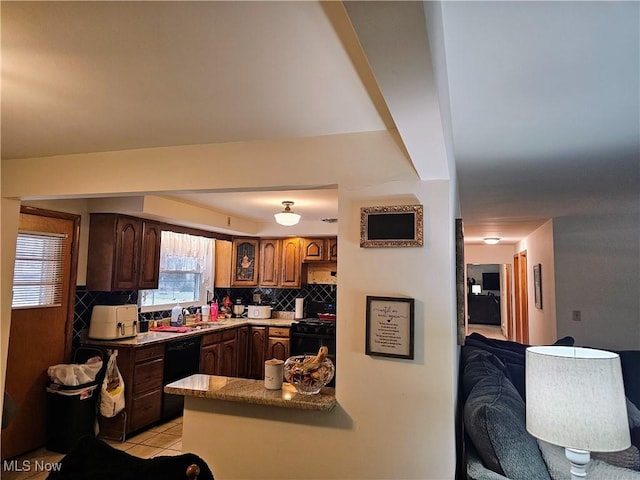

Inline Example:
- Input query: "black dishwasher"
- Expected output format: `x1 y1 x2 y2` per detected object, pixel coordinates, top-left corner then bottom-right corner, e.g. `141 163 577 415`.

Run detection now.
162 337 201 420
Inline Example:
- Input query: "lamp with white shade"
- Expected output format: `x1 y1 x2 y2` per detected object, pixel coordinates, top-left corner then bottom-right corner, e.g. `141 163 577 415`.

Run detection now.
274 201 301 226
525 346 630 480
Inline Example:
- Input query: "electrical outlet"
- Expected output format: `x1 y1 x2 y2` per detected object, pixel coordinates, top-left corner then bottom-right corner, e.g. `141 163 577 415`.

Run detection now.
572 310 581 322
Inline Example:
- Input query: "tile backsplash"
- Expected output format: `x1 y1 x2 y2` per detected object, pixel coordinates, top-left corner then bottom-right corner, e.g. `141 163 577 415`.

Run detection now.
73 284 336 346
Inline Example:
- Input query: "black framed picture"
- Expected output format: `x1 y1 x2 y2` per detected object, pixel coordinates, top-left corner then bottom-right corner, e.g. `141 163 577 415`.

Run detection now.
360 205 423 248
533 263 542 309
365 296 415 359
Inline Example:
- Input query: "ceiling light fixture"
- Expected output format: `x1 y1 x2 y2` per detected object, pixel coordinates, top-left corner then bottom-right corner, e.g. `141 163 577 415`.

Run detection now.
274 201 301 226
483 237 500 245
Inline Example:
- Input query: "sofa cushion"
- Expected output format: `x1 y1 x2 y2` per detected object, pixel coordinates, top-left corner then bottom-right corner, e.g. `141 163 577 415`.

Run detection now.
592 444 640 471
618 351 640 409
463 355 551 480
538 440 640 480
464 333 575 399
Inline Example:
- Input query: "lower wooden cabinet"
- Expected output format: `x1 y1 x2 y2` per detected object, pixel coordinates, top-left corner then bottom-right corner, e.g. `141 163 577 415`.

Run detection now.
236 326 250 378
96 343 165 437
266 327 290 362
247 327 267 379
200 329 238 377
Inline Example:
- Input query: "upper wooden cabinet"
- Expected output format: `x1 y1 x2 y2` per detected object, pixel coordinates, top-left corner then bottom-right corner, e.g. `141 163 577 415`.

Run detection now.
280 238 301 288
87 214 161 291
302 237 337 262
214 239 233 288
257 238 301 288
231 238 260 287
258 239 280 287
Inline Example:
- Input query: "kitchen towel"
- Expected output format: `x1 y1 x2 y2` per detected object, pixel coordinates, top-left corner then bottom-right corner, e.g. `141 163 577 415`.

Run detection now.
295 298 304 319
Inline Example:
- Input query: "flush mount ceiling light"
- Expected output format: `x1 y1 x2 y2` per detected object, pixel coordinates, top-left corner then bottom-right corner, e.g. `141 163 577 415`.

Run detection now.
483 237 501 245
274 201 301 226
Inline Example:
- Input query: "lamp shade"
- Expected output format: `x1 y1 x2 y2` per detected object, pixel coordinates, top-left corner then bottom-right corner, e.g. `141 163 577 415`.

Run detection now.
274 201 301 226
525 346 630 452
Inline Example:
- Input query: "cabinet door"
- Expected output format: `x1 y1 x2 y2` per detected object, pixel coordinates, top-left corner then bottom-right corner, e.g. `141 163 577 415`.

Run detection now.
236 326 250 378
280 238 301 288
328 237 338 261
214 239 233 288
129 389 163 432
200 343 221 375
302 238 326 262
138 221 161 289
267 337 290 362
248 327 266 379
259 239 280 287
113 216 142 290
231 238 259 286
219 338 237 376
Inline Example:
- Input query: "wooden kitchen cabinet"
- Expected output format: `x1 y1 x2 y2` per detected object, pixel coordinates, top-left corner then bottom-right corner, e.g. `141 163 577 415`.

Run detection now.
97 343 165 437
258 238 280 287
302 237 337 262
266 327 290 362
200 329 238 377
280 238 301 288
87 214 161 291
236 326 250 378
257 238 301 288
214 239 233 288
247 326 267 379
231 238 260 287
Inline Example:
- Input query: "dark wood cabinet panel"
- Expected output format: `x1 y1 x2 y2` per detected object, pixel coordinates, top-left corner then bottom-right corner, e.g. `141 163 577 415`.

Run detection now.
236 326 250 378
267 327 290 362
328 237 338 261
129 389 163 432
87 214 161 291
219 338 237 376
248 327 266 379
200 343 221 375
139 221 161 289
132 357 164 395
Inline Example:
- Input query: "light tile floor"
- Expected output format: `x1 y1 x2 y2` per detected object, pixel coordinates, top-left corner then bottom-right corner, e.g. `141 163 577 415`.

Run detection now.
1 417 183 480
468 324 507 340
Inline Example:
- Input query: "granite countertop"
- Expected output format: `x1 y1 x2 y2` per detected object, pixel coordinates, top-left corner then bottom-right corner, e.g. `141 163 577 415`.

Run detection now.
164 374 336 411
80 318 295 348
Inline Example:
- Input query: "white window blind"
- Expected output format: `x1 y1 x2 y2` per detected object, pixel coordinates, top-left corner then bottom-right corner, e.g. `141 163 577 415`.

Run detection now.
12 231 66 309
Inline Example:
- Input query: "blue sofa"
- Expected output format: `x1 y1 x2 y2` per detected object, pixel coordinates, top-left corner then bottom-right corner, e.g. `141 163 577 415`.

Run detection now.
459 333 640 480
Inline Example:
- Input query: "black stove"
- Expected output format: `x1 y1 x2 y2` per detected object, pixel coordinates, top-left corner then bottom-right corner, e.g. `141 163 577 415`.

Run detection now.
290 318 336 387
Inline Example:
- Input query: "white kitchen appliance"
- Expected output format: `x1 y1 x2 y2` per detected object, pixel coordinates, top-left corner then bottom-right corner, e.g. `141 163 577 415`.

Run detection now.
247 305 272 319
88 304 139 340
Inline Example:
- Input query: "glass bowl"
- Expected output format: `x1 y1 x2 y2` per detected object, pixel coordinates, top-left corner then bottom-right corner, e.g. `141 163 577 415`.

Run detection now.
283 355 335 395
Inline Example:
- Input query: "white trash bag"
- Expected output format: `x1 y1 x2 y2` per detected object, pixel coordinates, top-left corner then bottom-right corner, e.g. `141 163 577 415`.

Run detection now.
99 352 125 418
47 356 103 386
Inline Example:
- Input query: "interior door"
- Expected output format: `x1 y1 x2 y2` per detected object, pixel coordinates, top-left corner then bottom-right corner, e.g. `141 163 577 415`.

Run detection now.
513 251 529 344
2 207 80 459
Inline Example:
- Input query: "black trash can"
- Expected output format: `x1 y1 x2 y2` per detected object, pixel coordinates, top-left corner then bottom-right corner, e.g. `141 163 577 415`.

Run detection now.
46 348 106 453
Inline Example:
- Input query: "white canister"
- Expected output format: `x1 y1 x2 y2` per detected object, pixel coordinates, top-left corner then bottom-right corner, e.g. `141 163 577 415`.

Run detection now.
295 298 304 319
202 304 210 322
264 359 284 390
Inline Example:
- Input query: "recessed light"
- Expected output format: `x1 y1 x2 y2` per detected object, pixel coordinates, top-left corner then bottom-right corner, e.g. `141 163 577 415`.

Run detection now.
483 237 500 245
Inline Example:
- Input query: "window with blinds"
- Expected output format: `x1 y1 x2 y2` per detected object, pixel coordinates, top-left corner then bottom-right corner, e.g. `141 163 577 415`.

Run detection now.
12 231 66 309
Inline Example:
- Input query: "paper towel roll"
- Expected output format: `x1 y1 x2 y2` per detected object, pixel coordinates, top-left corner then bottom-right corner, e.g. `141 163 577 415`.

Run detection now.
264 359 284 390
295 298 304 319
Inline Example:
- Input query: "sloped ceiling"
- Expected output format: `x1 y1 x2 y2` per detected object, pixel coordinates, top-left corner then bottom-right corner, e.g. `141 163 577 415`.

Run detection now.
2 1 638 244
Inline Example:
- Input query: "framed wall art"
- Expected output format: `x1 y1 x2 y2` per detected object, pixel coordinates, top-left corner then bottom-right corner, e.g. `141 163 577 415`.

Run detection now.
360 205 423 248
533 263 542 309
365 296 415 360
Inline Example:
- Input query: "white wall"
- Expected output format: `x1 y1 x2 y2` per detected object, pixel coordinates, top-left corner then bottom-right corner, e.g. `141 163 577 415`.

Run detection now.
553 211 640 350
0 134 458 478
516 220 557 345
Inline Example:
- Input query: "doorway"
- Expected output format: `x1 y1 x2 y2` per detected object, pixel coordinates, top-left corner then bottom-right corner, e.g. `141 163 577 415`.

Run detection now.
513 250 529 344
2 207 80 459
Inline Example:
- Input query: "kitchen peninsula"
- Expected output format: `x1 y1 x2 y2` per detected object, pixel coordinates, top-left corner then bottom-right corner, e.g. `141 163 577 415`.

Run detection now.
81 318 296 437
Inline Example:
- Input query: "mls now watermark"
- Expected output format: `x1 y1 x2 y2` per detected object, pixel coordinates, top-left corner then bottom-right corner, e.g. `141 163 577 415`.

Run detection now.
3 459 62 473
